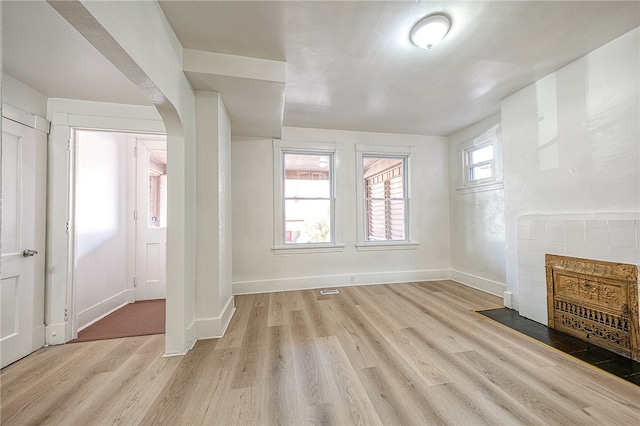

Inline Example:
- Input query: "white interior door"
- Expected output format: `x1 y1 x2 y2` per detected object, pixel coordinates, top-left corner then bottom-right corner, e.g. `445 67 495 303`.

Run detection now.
1 117 46 368
135 139 167 300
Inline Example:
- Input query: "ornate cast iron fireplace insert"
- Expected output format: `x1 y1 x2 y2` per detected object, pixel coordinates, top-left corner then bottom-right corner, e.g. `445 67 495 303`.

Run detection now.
546 254 639 361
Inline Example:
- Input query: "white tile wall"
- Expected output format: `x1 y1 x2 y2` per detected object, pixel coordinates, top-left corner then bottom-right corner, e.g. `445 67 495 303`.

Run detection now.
516 213 640 325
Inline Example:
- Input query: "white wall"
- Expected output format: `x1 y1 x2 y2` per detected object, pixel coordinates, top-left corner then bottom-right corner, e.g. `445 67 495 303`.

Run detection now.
74 130 134 331
448 114 506 295
502 28 640 309
217 95 233 317
232 127 451 294
3 74 48 117
193 91 234 340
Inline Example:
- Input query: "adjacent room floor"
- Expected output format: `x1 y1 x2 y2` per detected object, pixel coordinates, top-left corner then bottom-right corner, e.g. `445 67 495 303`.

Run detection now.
69 299 166 343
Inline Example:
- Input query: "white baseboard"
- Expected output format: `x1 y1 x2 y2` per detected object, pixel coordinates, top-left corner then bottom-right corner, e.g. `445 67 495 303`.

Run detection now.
503 291 514 308
76 289 135 332
45 323 66 346
450 270 506 297
182 296 236 351
194 296 236 340
186 320 197 352
232 269 451 295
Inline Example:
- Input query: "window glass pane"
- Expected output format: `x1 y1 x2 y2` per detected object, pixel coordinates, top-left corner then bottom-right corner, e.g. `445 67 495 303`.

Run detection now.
388 200 406 240
285 178 330 198
284 153 331 198
470 163 493 181
365 199 405 241
469 145 493 165
285 199 331 243
363 156 406 241
363 157 403 184
365 199 387 240
148 150 167 228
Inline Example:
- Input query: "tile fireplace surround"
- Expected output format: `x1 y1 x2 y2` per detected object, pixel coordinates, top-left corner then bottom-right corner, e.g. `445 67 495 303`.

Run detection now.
517 213 640 326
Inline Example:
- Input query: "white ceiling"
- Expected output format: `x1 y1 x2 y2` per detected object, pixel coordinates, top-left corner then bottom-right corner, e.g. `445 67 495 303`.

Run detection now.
3 1 639 137
2 1 150 106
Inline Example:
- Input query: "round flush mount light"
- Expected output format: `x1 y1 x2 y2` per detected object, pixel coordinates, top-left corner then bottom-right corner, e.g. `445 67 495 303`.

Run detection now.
410 14 451 49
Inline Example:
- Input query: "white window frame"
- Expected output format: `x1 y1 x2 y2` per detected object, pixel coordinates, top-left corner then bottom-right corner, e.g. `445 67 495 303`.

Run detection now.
273 140 344 254
457 124 503 194
355 144 418 251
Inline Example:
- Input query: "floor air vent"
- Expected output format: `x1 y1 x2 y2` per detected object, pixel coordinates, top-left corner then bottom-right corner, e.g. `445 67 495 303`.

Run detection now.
320 289 339 295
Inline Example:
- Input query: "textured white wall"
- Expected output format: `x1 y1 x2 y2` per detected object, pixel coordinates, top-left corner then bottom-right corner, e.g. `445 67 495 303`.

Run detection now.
448 114 506 295
194 91 234 338
232 127 451 293
217 95 234 309
502 28 640 310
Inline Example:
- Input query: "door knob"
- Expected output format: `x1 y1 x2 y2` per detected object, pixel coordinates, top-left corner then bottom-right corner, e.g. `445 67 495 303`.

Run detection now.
22 249 38 257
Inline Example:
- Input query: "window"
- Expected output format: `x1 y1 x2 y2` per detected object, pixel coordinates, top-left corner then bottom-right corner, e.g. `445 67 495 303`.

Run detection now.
356 144 417 250
363 156 406 241
148 149 167 228
273 140 343 254
457 124 503 194
283 152 333 244
465 142 494 183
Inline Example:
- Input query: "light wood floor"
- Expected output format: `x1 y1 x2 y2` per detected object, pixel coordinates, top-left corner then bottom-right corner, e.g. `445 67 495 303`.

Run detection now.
2 281 640 425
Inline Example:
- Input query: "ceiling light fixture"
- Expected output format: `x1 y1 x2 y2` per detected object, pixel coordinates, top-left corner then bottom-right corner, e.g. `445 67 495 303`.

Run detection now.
410 14 451 49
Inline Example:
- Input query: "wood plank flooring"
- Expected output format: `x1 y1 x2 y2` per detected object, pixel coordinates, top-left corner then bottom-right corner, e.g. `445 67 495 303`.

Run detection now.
2 281 640 425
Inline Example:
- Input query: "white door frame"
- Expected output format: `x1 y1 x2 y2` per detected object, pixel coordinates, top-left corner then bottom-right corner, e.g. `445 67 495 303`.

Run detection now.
45 103 165 345
68 129 140 339
135 138 168 301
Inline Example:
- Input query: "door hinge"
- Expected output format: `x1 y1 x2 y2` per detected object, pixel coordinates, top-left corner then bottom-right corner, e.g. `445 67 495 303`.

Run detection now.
64 308 69 321
67 139 71 152
134 146 138 157
66 221 71 234
133 277 137 288
134 210 138 220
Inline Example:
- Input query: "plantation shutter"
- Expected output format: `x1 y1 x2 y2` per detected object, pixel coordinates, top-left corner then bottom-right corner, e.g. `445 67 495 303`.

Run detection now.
388 172 404 240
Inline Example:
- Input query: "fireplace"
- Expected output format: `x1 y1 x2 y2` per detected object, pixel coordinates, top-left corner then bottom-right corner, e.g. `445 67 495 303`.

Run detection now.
545 254 639 360
515 214 639 325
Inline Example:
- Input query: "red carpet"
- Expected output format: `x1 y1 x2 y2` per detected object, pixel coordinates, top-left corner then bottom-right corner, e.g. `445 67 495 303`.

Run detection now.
69 299 165 343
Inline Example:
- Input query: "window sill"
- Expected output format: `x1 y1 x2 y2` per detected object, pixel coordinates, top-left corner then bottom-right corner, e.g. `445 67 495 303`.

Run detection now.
456 181 504 195
355 242 419 252
272 244 345 255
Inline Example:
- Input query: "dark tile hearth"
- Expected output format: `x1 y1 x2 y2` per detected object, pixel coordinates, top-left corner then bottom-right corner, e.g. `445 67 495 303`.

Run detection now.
479 308 640 386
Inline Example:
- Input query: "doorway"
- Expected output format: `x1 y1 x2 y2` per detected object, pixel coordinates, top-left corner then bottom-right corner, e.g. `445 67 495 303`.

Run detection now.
71 129 166 339
135 139 167 300
0 113 47 368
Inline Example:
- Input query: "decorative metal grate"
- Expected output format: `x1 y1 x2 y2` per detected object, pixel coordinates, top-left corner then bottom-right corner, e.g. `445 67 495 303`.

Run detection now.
546 254 639 361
